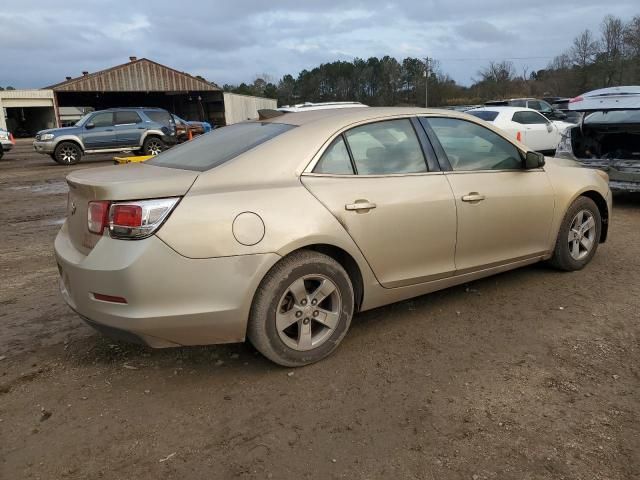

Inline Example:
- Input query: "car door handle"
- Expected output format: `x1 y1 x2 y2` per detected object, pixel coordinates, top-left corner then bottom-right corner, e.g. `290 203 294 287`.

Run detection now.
461 193 486 202
345 201 377 211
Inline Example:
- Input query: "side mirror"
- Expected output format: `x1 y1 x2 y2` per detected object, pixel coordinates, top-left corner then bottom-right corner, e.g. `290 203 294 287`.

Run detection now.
525 151 545 169
85 122 95 130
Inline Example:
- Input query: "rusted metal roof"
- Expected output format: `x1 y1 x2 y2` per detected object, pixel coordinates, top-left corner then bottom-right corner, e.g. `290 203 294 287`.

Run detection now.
49 58 220 92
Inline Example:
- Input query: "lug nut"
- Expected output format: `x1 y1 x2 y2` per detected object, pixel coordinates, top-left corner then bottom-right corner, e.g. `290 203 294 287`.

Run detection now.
301 299 307 306
303 318 310 325
311 299 317 306
295 311 302 318
313 310 319 317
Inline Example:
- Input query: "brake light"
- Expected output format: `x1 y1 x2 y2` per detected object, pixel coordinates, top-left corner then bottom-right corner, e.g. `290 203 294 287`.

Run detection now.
87 201 110 234
569 96 583 104
109 198 179 239
111 205 142 227
9 133 15 144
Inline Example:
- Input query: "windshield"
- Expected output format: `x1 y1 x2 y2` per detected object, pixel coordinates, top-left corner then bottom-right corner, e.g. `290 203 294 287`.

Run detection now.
148 122 296 171
468 111 499 121
585 110 640 124
74 113 93 126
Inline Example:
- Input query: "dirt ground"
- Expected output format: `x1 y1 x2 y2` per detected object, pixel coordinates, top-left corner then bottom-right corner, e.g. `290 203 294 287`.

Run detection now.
1 139 639 480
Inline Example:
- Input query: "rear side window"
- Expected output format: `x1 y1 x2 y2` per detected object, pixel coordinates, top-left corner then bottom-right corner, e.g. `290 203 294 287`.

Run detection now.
468 111 499 121
314 136 354 174
148 122 295 171
512 111 548 125
115 111 141 125
511 100 526 107
344 119 427 175
144 110 172 126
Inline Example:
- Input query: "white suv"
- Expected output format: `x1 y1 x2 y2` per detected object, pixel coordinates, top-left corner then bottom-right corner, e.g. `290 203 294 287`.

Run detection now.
0 129 15 159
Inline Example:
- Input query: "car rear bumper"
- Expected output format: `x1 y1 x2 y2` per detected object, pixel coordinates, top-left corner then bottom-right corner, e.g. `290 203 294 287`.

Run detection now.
33 140 56 154
54 222 280 347
1 140 13 152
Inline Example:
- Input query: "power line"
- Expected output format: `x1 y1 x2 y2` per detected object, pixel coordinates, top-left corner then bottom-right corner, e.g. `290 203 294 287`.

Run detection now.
438 56 554 62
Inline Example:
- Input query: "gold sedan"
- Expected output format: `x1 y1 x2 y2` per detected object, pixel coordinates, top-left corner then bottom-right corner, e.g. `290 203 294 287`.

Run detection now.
55 108 611 366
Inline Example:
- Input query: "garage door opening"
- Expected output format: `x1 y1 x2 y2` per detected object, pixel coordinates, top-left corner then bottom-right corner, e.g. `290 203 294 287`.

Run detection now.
4 107 56 138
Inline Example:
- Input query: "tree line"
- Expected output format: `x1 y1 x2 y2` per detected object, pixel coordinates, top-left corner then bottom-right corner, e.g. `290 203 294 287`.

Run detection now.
223 13 640 107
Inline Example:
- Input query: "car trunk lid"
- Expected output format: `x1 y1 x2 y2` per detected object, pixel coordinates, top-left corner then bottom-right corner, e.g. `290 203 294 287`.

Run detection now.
65 163 198 254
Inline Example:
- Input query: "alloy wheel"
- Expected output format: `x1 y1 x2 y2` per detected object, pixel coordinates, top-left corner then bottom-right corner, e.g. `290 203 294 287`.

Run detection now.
275 274 342 351
60 146 77 164
147 140 163 155
568 209 596 261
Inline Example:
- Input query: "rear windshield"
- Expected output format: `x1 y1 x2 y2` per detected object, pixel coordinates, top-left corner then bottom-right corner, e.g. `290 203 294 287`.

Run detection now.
585 110 640 124
468 111 499 121
148 122 295 171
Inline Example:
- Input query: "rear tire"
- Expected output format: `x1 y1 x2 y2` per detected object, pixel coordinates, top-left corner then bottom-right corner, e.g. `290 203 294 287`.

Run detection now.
143 136 166 156
549 196 601 271
248 251 354 367
54 142 82 165
0 145 4 160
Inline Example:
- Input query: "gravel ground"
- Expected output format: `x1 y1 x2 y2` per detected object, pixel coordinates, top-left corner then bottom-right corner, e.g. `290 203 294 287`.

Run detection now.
1 139 639 479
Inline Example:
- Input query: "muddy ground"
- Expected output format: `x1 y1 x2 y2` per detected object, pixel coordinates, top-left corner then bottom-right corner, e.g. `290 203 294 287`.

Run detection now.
1 139 639 479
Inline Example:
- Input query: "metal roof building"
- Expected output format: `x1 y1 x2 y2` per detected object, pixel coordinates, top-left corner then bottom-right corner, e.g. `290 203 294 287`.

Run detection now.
2 57 276 136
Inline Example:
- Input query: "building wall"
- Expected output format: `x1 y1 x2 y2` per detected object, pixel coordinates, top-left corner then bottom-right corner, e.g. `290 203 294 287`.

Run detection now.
0 90 56 131
223 93 277 125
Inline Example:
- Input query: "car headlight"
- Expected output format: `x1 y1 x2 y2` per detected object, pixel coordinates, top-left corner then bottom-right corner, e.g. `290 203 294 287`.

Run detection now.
40 133 55 141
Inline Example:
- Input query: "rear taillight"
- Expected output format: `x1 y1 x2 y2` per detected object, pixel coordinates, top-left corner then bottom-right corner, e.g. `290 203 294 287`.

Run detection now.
87 198 179 239
9 133 15 144
109 198 179 239
87 201 110 234
569 96 583 104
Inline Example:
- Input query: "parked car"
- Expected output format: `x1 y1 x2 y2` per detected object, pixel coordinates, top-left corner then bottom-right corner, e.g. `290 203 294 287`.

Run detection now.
33 108 177 165
485 98 567 120
55 107 611 366
467 106 563 154
0 128 15 159
556 86 640 192
172 114 212 143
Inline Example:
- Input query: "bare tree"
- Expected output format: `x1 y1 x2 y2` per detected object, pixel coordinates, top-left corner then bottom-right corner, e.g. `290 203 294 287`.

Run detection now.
600 15 625 85
624 15 640 58
570 29 599 67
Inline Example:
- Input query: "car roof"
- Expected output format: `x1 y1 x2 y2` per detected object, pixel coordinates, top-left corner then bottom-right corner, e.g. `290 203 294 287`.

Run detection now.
101 107 167 111
264 106 467 127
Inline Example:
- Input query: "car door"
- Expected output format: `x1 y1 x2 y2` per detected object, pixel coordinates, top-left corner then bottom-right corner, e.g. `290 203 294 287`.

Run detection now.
301 118 457 288
512 111 556 152
114 110 144 147
81 112 116 149
420 116 554 272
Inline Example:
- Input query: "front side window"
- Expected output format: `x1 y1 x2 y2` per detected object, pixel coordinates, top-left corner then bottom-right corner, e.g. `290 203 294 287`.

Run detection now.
90 112 113 128
426 118 523 171
343 119 427 175
148 122 295 171
512 111 549 125
115 111 142 125
314 136 354 174
511 100 526 107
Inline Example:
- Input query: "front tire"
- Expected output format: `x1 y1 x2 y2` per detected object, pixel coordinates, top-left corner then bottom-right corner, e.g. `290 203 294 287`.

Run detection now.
549 196 601 271
54 142 82 165
248 251 354 367
143 136 166 156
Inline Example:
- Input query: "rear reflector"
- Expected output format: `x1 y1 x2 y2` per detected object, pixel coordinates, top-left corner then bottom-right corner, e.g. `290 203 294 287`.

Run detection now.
88 201 111 234
516 131 522 142
92 293 128 304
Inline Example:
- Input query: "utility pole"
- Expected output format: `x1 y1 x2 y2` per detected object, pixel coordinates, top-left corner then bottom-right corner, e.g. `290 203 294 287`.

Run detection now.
423 57 430 108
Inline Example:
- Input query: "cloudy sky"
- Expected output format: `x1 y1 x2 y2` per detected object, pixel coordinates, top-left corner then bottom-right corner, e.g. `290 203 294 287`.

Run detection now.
1 0 638 89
